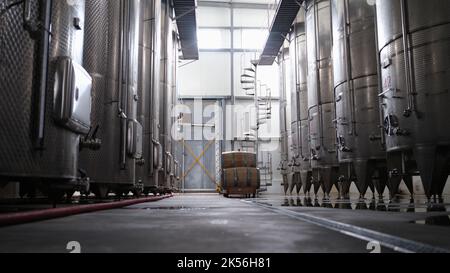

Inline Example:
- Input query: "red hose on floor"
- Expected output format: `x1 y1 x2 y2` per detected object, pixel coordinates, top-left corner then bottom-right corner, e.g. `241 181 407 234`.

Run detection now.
0 194 173 227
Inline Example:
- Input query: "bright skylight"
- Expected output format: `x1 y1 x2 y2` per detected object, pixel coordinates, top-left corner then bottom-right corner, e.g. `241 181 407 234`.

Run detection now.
197 29 226 49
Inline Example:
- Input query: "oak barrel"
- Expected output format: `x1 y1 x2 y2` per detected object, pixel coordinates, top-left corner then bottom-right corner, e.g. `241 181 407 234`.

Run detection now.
222 151 257 169
222 167 260 189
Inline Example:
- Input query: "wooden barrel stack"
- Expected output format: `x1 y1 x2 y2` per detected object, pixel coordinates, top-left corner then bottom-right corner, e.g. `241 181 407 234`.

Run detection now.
221 151 260 198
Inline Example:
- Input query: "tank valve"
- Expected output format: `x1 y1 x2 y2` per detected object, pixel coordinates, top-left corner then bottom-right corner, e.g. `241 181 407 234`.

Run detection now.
80 138 102 151
311 149 319 160
389 168 401 178
338 136 352 152
403 109 412 117
81 125 102 150
393 128 410 136
136 158 145 166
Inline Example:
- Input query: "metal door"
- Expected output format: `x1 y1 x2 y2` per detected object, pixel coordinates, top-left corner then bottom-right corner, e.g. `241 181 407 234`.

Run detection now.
182 135 217 191
180 100 221 192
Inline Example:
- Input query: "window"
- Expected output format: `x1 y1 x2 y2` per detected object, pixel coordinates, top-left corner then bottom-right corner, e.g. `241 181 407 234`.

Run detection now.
179 52 231 97
198 29 231 49
233 8 272 28
233 29 268 50
197 6 231 27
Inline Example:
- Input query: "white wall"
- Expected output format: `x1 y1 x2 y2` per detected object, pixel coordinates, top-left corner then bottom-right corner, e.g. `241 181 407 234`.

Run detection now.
197 6 231 27
179 53 231 97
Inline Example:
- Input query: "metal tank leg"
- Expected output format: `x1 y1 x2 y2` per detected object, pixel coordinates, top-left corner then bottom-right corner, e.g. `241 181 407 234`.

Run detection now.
65 190 76 200
113 189 125 198
402 175 414 199
320 167 335 199
288 173 296 195
91 184 109 199
282 174 289 195
294 173 302 195
312 168 321 198
132 187 143 197
368 179 376 200
337 163 351 199
353 160 374 199
143 187 149 196
436 150 449 203
300 171 312 196
414 145 448 201
43 187 66 204
373 165 388 200
19 183 37 199
332 167 340 198
387 152 403 200
338 175 350 200
304 196 313 207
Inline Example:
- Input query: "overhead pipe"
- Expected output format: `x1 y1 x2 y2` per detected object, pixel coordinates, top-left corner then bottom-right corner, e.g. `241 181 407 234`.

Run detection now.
292 21 301 162
24 0 52 149
119 0 130 168
342 0 357 136
278 50 288 170
373 5 386 148
292 18 306 162
312 0 325 152
400 0 417 118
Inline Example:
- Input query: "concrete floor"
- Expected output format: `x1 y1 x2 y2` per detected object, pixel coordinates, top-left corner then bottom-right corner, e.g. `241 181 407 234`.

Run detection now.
0 193 449 253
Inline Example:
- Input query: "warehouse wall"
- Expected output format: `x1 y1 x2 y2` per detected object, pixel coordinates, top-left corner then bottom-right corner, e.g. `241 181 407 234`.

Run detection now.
179 3 276 96
178 1 281 192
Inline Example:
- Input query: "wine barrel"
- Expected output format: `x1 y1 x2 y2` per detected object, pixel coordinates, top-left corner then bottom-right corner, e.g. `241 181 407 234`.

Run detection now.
222 167 261 189
222 151 257 169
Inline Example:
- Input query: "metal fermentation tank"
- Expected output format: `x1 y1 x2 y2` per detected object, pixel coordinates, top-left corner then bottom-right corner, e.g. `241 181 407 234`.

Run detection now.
80 0 142 196
278 42 295 194
290 9 313 196
137 0 162 194
0 0 91 198
305 0 339 198
332 0 387 199
376 0 450 200
170 30 180 191
159 0 175 192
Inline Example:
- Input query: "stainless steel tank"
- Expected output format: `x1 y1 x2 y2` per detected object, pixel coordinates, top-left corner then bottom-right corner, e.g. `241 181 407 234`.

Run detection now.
332 0 387 199
278 43 295 195
137 0 161 195
0 0 91 198
305 0 339 198
80 0 142 197
290 9 313 196
170 30 180 191
376 0 450 200
159 0 176 193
